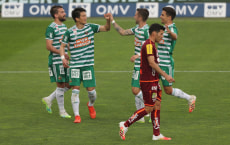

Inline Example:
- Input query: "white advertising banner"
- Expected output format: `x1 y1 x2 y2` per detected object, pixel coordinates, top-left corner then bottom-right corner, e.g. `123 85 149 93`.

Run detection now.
69 3 91 17
204 3 226 17
1 3 24 17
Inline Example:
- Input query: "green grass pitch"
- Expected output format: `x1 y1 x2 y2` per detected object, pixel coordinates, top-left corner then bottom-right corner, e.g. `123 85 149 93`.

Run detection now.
0 17 230 145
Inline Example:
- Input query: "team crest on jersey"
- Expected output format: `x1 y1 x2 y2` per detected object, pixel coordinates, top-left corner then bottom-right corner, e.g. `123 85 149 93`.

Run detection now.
135 37 141 47
55 25 60 32
159 39 164 44
85 31 88 35
73 29 77 35
58 76 62 80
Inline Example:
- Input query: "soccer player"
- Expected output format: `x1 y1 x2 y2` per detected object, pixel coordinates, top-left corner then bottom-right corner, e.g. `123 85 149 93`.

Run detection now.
42 5 71 118
119 23 174 141
59 8 111 123
158 7 196 112
111 8 150 123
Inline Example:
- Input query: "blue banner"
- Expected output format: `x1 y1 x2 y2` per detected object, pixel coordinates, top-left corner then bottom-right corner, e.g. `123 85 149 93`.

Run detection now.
227 3 230 17
23 4 68 17
159 3 204 17
91 3 136 17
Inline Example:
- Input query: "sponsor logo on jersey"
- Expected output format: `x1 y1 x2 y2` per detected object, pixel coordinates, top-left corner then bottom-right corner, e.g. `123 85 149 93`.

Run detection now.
74 37 91 48
135 37 142 47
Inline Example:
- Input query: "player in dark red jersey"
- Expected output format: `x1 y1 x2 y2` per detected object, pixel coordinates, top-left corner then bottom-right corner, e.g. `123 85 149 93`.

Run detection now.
119 23 175 141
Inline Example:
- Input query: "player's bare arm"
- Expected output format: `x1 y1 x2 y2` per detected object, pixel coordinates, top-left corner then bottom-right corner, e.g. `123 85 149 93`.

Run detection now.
147 56 175 83
46 39 69 60
165 24 177 40
130 54 140 62
99 13 111 32
110 15 134 36
46 39 60 54
60 43 69 68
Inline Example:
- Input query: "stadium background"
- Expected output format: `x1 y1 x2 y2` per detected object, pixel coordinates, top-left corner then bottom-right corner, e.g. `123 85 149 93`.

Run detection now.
0 0 230 145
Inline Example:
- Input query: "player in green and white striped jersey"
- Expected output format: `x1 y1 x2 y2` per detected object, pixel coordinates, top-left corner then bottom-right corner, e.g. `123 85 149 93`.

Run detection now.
158 7 196 113
60 8 111 123
42 5 71 118
111 9 150 123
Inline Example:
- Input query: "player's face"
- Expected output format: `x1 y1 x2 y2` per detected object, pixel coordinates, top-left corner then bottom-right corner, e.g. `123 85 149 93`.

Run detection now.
78 12 87 25
57 8 66 22
160 11 169 24
155 30 164 42
134 11 141 24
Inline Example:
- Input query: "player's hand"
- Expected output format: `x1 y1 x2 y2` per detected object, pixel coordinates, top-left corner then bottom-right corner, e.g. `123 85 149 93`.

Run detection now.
64 54 69 60
130 55 139 62
165 75 175 83
62 58 69 68
110 14 114 21
104 13 111 20
165 24 171 34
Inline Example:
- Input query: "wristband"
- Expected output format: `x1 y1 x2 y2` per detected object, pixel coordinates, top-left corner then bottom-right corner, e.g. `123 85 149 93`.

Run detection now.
61 55 65 60
137 53 141 57
112 20 115 24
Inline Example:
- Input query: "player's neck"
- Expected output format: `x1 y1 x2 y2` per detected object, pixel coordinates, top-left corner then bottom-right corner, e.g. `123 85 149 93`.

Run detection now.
149 37 155 43
165 21 173 26
76 23 84 29
138 21 146 28
54 19 62 25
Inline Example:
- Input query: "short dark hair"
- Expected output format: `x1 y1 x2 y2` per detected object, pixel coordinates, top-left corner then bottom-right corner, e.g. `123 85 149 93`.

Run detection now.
162 7 176 20
149 23 165 35
72 8 86 22
136 8 149 22
50 5 63 19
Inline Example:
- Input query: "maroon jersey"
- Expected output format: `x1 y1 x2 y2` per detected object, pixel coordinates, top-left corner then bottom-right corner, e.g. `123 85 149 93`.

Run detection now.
140 39 159 82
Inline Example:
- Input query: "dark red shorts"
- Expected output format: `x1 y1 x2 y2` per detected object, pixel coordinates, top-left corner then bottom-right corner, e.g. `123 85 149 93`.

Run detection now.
140 82 162 107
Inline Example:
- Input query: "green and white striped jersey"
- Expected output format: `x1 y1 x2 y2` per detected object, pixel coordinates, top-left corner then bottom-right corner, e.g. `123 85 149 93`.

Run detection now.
131 24 149 68
158 23 178 67
45 22 68 65
62 23 100 68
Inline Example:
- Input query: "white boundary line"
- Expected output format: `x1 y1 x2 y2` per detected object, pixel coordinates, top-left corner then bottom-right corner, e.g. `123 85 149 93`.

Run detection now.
0 70 230 74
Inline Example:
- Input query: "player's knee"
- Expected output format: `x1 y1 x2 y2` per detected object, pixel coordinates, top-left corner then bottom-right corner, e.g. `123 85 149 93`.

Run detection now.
87 87 95 91
132 87 140 95
145 106 154 113
164 88 173 95
57 82 65 88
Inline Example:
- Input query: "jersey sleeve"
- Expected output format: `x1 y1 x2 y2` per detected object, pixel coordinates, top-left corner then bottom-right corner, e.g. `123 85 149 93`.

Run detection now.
170 26 178 36
144 29 149 40
89 23 100 33
130 26 136 33
61 30 70 44
146 44 154 57
45 27 54 40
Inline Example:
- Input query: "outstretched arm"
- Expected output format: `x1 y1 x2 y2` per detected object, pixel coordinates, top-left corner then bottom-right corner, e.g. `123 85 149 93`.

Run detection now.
99 13 111 32
111 15 134 36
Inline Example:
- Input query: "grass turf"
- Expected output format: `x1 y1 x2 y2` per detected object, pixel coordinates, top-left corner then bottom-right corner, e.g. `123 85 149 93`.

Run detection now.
0 17 230 145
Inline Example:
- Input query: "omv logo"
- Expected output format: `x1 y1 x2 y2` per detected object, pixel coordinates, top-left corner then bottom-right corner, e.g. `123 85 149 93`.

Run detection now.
204 3 226 17
69 3 91 17
136 3 159 18
2 3 24 17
